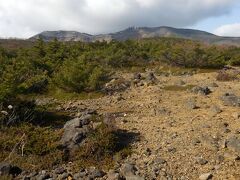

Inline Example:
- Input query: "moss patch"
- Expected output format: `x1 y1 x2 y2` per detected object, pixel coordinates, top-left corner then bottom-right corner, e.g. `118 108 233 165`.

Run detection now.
162 85 196 91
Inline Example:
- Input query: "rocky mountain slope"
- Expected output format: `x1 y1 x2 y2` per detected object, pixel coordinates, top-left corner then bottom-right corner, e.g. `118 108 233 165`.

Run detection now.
59 69 240 179
29 26 240 46
4 68 240 179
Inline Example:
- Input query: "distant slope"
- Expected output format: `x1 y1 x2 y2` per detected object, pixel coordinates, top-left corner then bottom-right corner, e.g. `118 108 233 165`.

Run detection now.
30 31 94 42
0 39 34 50
30 26 240 46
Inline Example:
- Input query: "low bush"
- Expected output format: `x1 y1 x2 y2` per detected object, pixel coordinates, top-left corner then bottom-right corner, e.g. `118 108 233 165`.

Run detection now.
0 124 64 170
216 70 240 81
71 117 133 169
72 122 118 168
53 57 109 93
0 113 132 171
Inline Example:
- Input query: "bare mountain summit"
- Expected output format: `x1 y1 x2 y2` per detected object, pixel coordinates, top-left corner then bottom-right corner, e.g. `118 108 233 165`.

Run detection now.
30 26 240 46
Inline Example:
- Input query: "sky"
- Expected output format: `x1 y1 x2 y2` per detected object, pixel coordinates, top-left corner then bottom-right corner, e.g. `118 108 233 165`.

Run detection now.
0 0 239 38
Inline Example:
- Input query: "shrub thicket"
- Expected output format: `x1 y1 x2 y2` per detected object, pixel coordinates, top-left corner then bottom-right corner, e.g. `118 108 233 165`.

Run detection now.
0 38 240 101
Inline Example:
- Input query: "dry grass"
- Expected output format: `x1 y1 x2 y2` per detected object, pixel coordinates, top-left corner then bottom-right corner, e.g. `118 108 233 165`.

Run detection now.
0 124 64 171
216 70 240 81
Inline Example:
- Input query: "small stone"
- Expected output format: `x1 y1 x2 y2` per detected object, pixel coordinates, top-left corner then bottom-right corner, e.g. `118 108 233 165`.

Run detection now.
78 171 87 177
199 173 213 180
80 114 92 126
221 93 240 107
186 99 198 110
120 163 136 176
107 170 120 180
75 112 82 117
224 128 231 133
174 80 186 86
167 147 176 153
216 155 224 163
58 172 69 180
213 165 221 170
0 163 11 176
208 83 218 88
224 152 240 161
133 73 142 80
226 136 240 153
232 112 240 119
154 157 166 164
210 105 222 115
116 94 125 101
0 162 22 176
125 175 144 180
195 157 208 165
88 168 105 178
36 174 51 180
73 173 80 179
144 148 152 156
147 72 157 81
122 119 128 124
192 86 211 95
54 167 66 174
193 139 201 145
235 129 240 134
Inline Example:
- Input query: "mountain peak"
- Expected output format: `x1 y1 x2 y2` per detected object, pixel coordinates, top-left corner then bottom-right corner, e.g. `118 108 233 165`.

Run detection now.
29 26 240 46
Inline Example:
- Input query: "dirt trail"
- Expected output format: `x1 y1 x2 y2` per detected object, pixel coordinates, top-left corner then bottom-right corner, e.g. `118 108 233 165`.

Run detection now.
71 72 240 179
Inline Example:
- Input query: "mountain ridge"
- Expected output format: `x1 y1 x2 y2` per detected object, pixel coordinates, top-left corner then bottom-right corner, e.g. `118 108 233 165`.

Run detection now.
29 26 240 46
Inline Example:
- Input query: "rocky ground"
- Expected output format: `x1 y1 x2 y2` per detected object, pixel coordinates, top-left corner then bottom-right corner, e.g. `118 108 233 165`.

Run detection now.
2 69 240 180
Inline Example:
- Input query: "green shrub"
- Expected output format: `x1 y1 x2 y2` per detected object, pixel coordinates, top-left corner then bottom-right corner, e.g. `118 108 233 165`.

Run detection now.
53 57 109 93
72 122 118 169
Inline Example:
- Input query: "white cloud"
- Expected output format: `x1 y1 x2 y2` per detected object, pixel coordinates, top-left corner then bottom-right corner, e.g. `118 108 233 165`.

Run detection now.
214 23 240 37
0 0 237 38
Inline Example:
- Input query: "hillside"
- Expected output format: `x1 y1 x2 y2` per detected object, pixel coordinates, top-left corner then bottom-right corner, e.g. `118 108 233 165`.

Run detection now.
1 38 240 179
29 26 240 46
0 39 34 50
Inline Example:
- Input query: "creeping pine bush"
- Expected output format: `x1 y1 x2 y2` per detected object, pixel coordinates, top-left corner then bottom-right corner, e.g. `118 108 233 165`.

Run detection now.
53 57 109 93
72 122 118 168
0 124 64 170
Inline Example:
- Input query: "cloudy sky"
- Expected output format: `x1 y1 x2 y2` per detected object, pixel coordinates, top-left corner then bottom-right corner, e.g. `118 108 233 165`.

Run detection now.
0 0 239 38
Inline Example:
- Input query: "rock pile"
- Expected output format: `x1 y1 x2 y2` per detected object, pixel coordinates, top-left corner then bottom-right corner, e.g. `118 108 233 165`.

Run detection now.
191 86 211 95
104 78 131 95
60 110 96 150
132 72 158 87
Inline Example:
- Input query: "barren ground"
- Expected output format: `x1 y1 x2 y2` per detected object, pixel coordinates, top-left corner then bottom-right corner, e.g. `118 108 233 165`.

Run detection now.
61 71 240 180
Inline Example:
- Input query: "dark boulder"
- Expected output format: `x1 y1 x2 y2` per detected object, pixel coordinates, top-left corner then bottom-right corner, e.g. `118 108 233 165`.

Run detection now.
104 78 130 94
191 86 211 95
0 162 22 177
60 113 93 150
